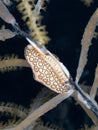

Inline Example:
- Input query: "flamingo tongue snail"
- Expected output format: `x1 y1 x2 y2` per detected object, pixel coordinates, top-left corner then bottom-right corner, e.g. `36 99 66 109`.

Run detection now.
25 38 72 94
24 38 98 118
10 22 98 117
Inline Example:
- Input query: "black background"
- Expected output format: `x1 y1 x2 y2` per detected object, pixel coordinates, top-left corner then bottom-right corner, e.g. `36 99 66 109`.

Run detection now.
0 0 98 129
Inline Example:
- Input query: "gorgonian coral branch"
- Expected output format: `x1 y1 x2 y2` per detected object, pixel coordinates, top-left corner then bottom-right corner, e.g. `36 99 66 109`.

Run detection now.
0 28 15 41
5 89 74 130
73 91 98 125
76 8 98 83
0 1 16 26
90 65 98 99
17 0 50 45
0 55 30 73
0 102 28 129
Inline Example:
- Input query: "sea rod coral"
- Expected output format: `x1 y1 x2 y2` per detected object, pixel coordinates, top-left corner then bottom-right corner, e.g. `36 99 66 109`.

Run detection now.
0 0 98 130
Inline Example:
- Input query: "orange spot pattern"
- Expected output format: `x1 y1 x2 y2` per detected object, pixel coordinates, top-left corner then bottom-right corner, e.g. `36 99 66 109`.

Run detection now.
25 45 71 93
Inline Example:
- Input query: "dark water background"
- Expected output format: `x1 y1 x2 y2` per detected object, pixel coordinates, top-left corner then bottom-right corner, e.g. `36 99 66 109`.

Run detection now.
0 0 98 129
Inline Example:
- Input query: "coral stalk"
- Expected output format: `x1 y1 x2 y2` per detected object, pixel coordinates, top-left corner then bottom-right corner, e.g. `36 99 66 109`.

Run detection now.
0 1 16 26
90 65 98 99
76 8 98 83
5 89 74 130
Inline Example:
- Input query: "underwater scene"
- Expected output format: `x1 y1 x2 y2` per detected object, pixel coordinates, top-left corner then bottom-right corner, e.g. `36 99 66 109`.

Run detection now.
0 0 98 130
